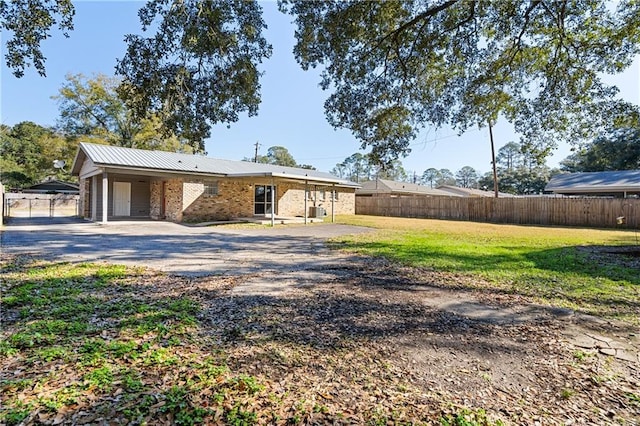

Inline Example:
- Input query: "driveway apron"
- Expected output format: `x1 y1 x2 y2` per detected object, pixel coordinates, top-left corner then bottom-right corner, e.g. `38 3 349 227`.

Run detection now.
0 218 371 277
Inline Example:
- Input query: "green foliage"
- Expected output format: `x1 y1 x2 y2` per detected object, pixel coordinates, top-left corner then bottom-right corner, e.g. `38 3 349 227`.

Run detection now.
455 166 478 189
263 146 297 167
116 0 272 153
0 122 74 187
54 73 193 152
332 152 407 182
476 140 556 194
335 216 640 323
440 408 503 426
0 0 75 78
561 125 640 172
225 405 258 426
281 0 640 164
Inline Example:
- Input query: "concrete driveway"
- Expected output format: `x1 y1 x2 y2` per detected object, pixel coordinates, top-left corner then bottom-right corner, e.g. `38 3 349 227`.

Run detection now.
0 217 372 276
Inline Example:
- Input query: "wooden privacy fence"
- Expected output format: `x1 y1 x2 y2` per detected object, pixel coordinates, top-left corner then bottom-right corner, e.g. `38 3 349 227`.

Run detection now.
355 195 640 229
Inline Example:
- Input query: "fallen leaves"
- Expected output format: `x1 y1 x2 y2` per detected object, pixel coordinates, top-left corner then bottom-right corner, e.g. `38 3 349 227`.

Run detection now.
1 253 639 425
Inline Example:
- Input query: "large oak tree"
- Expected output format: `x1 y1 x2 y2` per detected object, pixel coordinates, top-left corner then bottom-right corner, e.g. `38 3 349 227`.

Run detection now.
280 0 640 166
115 0 272 153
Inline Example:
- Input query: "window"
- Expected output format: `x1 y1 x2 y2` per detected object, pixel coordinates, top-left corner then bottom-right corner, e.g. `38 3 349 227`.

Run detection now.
204 181 219 196
319 189 326 201
333 190 339 201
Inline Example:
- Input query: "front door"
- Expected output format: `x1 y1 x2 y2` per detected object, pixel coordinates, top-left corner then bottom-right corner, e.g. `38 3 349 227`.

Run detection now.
254 185 276 215
113 181 131 216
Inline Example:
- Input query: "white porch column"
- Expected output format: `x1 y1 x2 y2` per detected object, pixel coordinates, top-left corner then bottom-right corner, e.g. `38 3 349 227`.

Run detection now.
91 175 97 221
102 171 108 224
304 180 308 225
270 177 275 227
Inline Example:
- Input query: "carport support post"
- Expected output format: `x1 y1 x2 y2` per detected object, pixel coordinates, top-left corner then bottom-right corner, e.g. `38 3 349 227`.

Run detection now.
102 172 108 224
304 180 308 225
91 176 97 221
331 184 335 223
270 177 275 227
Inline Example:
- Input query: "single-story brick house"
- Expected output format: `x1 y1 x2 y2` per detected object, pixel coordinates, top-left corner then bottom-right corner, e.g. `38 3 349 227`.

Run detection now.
356 179 461 197
71 143 359 223
545 170 640 197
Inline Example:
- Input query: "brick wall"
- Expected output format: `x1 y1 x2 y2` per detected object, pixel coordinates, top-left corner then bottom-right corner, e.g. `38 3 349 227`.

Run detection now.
182 179 254 222
79 178 90 218
164 179 183 222
149 180 162 219
278 183 355 217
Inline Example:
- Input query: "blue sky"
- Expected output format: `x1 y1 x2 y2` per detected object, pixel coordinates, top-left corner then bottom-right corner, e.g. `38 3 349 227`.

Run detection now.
2 1 639 177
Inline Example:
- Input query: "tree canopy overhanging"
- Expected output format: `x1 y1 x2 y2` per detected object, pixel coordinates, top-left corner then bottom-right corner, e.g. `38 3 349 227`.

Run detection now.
280 0 640 165
2 0 639 163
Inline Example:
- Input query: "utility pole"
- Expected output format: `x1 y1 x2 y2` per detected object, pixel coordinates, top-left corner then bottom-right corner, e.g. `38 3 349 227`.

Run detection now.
488 121 499 198
253 141 261 163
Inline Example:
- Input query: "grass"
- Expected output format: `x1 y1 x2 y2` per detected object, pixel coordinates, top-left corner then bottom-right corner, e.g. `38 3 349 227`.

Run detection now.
0 257 262 426
334 215 640 323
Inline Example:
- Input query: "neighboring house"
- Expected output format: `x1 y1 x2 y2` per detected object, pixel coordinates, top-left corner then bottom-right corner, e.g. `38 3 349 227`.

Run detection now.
436 185 516 198
356 179 460 197
545 170 640 197
71 143 359 223
22 179 80 195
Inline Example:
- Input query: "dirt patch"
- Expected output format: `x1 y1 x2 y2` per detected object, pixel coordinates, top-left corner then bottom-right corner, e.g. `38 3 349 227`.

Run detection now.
213 257 640 424
577 245 640 269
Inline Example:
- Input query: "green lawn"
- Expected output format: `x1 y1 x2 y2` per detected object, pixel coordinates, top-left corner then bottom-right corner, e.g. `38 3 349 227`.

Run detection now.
334 215 640 324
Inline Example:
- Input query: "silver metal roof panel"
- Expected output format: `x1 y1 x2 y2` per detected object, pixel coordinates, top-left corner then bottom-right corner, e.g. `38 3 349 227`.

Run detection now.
74 143 359 187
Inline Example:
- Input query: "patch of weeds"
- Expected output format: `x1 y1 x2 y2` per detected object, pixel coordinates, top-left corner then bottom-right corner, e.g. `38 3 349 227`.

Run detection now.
143 347 178 366
1 378 34 392
79 338 107 365
225 404 257 425
166 335 183 346
122 369 144 392
162 386 210 426
560 388 575 399
53 386 83 407
122 393 155 422
626 392 640 407
28 319 89 336
231 375 263 395
313 403 329 414
34 345 70 362
40 395 64 413
107 340 140 359
9 331 54 349
167 298 200 316
83 365 114 391
440 408 504 426
0 339 18 357
0 401 33 426
573 350 592 362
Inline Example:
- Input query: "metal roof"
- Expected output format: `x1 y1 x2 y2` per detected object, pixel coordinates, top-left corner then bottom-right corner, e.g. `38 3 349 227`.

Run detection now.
357 179 459 196
436 185 516 198
545 170 640 193
72 143 359 187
